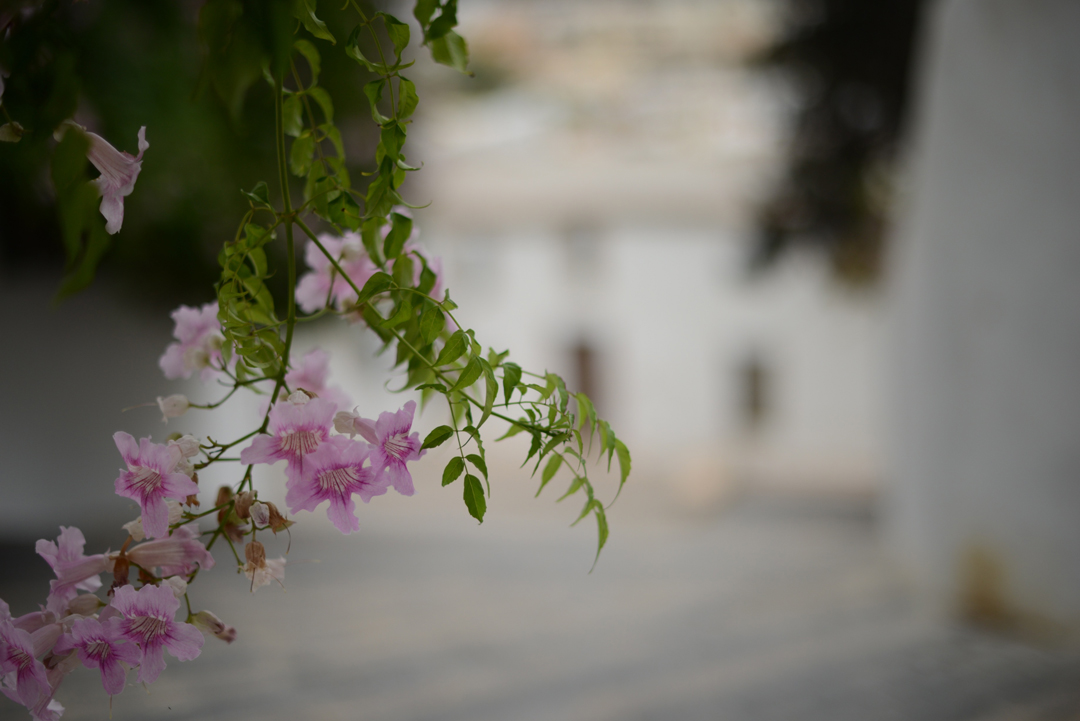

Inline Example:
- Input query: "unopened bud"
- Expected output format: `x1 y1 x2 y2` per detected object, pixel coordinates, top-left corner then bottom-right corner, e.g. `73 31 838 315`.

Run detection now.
334 410 359 436
235 491 255 519
157 394 190 422
190 610 237 644
216 486 234 524
67 593 104 616
163 575 188 598
250 502 270 527
170 434 201 458
110 556 130 593
287 389 310 406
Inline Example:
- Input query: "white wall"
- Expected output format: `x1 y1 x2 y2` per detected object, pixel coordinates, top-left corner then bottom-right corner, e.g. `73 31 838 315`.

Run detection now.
887 0 1080 632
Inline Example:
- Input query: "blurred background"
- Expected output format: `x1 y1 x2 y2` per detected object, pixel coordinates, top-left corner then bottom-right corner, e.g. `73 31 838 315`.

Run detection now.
2 0 1080 719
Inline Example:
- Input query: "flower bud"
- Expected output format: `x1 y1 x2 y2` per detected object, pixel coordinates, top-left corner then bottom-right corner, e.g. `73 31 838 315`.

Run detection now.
250 502 270 527
334 410 359 436
163 575 188 598
67 593 104 616
170 434 201 458
287 389 310 406
235 491 255 519
190 610 238 644
157 394 190 422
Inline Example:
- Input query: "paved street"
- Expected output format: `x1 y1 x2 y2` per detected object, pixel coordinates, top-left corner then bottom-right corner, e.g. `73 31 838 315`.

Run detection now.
2 487 1078 721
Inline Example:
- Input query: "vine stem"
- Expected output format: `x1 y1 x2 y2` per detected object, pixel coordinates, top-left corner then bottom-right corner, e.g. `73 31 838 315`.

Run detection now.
271 74 299 429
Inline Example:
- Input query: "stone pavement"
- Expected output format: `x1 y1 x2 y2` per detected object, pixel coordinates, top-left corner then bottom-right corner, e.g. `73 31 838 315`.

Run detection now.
2 492 1078 721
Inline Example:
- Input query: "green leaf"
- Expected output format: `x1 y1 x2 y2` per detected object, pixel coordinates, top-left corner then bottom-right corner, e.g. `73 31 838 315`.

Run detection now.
592 505 609 570
380 122 406 164
307 86 334 123
556 477 584 503
362 80 389 124
442 456 465 486
377 12 411 58
242 181 271 206
282 93 304 137
502 362 522 406
430 30 470 74
536 454 562 497
479 358 498 428
419 305 446 345
415 383 447 393
421 425 454 450
329 193 362 231
293 0 336 44
466 453 487 481
427 1 458 39
435 330 468 367
614 439 632 498
463 474 486 522
355 271 393 305
414 0 438 29
383 295 412 329
293 38 321 85
495 422 527 441
289 133 315 176
452 355 483 392
397 77 419 119
383 211 413 260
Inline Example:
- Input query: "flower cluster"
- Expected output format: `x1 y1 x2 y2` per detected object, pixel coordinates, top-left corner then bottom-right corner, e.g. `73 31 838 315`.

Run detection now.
0 526 216 719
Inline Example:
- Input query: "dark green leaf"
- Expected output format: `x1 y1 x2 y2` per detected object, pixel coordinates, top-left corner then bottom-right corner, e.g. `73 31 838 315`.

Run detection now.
466 453 487 481
397 77 419 119
377 12 411 58
591 505 609 570
293 0 336 44
362 80 389 124
502 362 522 406
442 456 465 486
479 358 497 428
435 330 468 367
413 0 438 29
289 133 315 176
420 305 446 345
430 30 470 74
307 86 334 123
614 439 631 498
355 271 393 305
421 425 454 450
383 295 413 328
452 355 483 392
415 383 448 393
293 38 321 85
282 93 304 137
242 181 271 206
463 474 486 522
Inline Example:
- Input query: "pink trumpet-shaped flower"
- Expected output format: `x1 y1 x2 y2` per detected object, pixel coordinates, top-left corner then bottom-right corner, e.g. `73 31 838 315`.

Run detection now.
113 433 200 540
112 584 202 685
285 435 388 534
35 527 110 617
84 125 148 234
125 525 215 577
285 348 352 412
336 401 424 496
0 623 51 709
295 232 377 313
53 617 140 697
159 302 225 381
240 393 335 471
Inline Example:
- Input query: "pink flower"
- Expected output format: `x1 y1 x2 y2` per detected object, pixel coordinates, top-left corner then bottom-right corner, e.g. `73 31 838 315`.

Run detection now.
112 584 203 685
240 393 335 471
0 623 50 709
125 525 215 577
336 401 424 496
295 232 377 313
158 303 225 381
53 617 140 697
285 348 352 412
285 434 388 533
113 433 200 540
77 125 148 234
35 527 110 617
